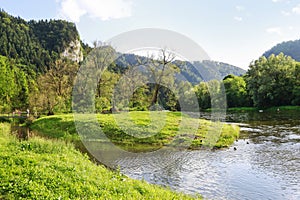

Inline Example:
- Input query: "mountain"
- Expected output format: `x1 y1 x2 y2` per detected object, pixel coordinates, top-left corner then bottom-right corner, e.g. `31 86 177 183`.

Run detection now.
0 9 83 73
263 39 300 61
0 9 245 82
114 53 246 84
0 10 247 113
192 60 246 82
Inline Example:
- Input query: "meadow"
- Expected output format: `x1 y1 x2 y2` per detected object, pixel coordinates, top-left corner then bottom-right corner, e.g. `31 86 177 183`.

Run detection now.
30 111 240 151
0 123 200 199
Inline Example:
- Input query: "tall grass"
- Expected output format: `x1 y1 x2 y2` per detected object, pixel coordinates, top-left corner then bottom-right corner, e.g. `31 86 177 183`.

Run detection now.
0 123 200 199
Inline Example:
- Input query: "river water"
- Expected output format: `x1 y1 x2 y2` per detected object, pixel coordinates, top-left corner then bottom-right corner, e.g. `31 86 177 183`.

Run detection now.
92 110 300 200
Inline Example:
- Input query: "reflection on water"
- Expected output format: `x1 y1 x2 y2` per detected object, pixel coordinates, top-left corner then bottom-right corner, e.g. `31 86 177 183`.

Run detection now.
92 110 300 200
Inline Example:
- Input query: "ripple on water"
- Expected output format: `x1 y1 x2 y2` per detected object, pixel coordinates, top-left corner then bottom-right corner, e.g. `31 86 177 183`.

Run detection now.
102 111 300 200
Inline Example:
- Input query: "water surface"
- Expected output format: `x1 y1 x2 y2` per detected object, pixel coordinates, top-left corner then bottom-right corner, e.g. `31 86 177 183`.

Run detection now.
98 110 300 199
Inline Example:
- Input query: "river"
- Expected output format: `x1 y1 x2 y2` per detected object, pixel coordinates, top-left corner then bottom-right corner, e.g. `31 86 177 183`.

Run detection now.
89 110 300 200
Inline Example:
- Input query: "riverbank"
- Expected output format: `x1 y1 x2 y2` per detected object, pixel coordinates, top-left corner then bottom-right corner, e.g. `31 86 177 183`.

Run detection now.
0 123 200 199
113 110 300 199
30 111 239 150
227 106 300 112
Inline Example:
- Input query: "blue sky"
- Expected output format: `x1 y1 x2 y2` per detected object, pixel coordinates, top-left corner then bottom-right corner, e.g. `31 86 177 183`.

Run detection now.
1 0 300 69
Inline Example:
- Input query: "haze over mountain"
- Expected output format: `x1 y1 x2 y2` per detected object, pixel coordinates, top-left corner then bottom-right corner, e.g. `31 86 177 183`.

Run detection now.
116 53 246 84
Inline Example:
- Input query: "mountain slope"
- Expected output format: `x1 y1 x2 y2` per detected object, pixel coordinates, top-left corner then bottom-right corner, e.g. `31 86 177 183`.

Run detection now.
263 39 300 61
192 60 246 81
115 53 246 84
0 10 82 72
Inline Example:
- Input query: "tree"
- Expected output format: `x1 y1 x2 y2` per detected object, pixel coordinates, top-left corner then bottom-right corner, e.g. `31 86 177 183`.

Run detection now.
32 59 78 114
0 56 16 112
0 56 31 112
0 10 82 73
72 43 117 113
174 81 197 111
223 75 252 107
113 65 149 111
292 63 300 105
194 82 211 109
95 70 119 112
144 49 179 108
245 53 296 108
12 68 29 110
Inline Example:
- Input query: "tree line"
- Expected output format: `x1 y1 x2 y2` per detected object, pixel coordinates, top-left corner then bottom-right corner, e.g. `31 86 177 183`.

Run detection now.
197 53 300 109
0 10 299 114
1 46 299 115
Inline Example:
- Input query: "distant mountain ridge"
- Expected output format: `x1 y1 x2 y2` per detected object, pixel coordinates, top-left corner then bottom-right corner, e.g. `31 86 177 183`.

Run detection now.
0 9 246 82
192 60 246 81
263 39 300 61
115 53 246 84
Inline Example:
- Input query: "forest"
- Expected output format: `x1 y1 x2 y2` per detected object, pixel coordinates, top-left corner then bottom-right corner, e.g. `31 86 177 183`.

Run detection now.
0 10 299 115
263 38 300 62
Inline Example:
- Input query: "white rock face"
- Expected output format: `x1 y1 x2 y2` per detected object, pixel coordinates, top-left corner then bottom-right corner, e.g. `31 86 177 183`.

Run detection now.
61 39 83 63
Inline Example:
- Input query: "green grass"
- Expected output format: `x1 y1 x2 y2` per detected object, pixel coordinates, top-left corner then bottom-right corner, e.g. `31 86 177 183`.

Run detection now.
30 114 79 142
30 111 239 151
227 107 258 112
0 123 200 199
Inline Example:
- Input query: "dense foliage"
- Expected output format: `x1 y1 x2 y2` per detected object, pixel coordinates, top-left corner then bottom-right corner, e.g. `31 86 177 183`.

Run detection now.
0 10 299 115
0 10 84 113
0 56 30 112
245 53 300 108
0 10 81 73
194 54 300 109
223 75 252 108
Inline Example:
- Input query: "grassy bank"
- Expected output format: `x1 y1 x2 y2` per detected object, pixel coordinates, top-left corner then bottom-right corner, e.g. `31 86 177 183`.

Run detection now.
30 111 239 150
227 107 258 112
0 123 200 199
227 106 300 112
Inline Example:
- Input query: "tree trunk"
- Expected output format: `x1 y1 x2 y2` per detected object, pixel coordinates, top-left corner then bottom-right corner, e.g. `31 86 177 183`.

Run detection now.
151 83 160 106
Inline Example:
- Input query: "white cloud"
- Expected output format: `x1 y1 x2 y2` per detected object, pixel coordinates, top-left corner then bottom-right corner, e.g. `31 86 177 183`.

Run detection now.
57 0 133 22
272 0 288 3
266 27 282 35
58 0 86 22
281 10 291 16
235 5 245 12
234 16 243 22
234 5 245 22
288 26 294 30
292 4 300 14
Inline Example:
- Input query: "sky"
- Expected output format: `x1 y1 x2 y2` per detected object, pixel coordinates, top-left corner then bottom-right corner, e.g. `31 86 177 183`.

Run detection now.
1 0 300 69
